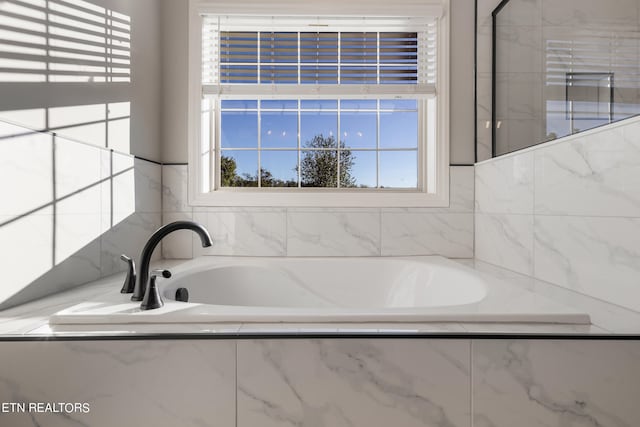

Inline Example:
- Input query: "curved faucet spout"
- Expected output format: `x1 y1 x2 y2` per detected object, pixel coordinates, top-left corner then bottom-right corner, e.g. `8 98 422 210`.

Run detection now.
131 221 212 301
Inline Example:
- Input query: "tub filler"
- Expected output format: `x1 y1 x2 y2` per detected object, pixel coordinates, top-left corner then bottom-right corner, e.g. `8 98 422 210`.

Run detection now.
50 256 590 325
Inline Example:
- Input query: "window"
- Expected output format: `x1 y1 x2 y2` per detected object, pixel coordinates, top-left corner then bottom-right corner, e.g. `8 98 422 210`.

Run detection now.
189 2 449 207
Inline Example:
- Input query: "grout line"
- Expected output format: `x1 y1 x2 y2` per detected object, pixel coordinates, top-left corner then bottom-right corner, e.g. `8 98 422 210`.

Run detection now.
470 339 474 427
284 208 289 257
378 208 383 256
235 340 238 427
531 151 536 279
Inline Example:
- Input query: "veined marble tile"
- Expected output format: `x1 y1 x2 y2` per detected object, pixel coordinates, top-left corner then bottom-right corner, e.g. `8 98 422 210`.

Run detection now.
381 212 473 257
27 323 242 336
162 164 191 213
0 209 54 307
473 340 640 427
460 323 607 334
534 215 640 312
287 210 380 256
535 121 640 217
503 73 543 120
495 0 541 26
194 208 286 256
237 339 470 427
475 151 534 214
475 213 534 275
109 167 136 223
100 212 162 277
55 138 102 201
449 166 475 213
100 151 136 227
501 119 543 154
162 211 194 259
0 126 53 217
541 0 640 28
10 238 103 309
0 340 236 427
134 158 162 213
459 259 640 334
380 166 473 213
476 73 492 120
475 21 493 74
53 212 102 286
495 25 542 73
476 119 492 163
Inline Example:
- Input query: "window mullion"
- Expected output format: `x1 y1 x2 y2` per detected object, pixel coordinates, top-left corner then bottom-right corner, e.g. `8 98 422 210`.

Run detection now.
376 98 380 188
336 100 342 189
257 100 262 187
297 99 301 187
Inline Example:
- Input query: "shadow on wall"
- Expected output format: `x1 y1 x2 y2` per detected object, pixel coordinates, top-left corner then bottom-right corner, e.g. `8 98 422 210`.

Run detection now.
0 0 132 151
0 120 141 310
0 1 160 310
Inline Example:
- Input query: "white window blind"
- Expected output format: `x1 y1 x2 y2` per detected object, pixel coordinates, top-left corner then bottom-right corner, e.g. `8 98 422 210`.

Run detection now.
202 16 437 94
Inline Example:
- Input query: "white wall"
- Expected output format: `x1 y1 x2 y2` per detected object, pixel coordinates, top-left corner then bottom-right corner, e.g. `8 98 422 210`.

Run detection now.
159 0 477 165
0 0 162 161
0 0 164 309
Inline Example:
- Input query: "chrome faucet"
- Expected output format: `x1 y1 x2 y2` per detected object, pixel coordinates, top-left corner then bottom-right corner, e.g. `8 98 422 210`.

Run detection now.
130 221 213 302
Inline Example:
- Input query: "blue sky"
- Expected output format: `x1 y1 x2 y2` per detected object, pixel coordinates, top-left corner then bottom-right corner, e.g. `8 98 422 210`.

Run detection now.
219 99 419 187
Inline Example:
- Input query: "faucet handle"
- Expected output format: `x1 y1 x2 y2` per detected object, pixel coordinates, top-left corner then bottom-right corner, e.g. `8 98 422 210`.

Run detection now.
140 269 171 310
119 254 136 294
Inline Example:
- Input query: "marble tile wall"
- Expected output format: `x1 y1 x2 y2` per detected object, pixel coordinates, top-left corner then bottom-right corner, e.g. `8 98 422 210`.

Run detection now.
237 339 471 427
475 115 640 312
0 121 162 309
473 339 640 427
2 338 639 427
161 165 475 258
0 340 236 427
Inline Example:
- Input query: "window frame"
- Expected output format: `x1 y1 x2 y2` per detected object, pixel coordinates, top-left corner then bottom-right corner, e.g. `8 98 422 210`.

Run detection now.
187 0 450 207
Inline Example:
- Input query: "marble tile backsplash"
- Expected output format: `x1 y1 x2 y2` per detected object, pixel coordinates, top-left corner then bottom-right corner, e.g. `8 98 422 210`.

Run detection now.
161 166 475 258
475 116 640 312
0 121 162 309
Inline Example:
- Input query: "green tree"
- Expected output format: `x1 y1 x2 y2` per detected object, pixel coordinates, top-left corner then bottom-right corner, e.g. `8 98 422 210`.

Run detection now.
220 134 357 188
220 155 238 187
299 134 356 188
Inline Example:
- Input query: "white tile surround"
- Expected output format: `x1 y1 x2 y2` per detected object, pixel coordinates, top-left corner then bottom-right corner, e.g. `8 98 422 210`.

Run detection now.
162 165 475 258
237 339 471 427
1 336 639 427
475 116 640 312
0 340 236 427
0 121 162 309
473 339 640 427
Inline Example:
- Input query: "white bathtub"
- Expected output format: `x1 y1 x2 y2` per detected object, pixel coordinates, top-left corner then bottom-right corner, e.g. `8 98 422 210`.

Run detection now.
50 256 590 325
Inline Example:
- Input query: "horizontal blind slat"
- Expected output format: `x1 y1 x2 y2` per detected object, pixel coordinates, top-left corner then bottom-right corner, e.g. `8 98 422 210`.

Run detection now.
203 17 437 86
